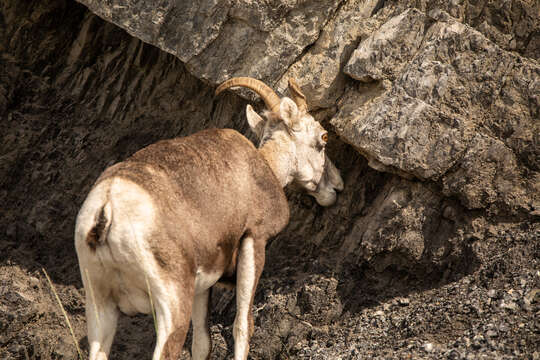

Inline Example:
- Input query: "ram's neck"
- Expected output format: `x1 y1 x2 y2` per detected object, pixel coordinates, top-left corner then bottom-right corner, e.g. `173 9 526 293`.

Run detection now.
258 137 295 188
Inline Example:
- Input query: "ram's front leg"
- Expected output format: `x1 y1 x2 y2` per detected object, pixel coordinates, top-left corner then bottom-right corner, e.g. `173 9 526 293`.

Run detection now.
233 236 265 360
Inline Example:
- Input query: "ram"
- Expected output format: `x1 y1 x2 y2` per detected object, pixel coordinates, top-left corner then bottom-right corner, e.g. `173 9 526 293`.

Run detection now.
75 77 343 360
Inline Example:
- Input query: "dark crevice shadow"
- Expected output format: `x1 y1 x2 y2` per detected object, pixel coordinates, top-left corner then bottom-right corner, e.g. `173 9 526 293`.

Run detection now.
0 0 237 290
334 241 481 315
264 138 484 317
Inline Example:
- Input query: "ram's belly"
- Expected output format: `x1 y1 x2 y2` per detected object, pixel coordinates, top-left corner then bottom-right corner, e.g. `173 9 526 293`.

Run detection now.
112 272 153 316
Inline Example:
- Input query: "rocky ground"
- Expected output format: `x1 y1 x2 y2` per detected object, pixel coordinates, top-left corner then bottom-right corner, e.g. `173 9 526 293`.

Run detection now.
258 222 540 359
1 0 539 359
1 207 539 359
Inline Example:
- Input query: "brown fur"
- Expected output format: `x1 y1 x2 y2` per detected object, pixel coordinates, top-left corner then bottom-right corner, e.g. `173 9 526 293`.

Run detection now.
93 129 289 278
162 325 189 360
87 128 290 355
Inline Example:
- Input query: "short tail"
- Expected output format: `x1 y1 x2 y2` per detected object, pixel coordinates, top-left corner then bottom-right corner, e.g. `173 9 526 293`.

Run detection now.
86 202 112 251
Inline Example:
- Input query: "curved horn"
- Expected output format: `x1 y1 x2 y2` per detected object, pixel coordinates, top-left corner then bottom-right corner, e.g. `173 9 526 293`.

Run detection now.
215 77 281 114
288 78 308 112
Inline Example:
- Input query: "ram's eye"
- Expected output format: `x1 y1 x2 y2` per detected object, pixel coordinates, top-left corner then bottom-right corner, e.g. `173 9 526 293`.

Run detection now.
321 133 328 143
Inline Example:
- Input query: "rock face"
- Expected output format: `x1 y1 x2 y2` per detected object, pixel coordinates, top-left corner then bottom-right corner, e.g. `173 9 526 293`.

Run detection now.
1 0 539 359
75 0 539 217
79 0 344 87
338 8 539 215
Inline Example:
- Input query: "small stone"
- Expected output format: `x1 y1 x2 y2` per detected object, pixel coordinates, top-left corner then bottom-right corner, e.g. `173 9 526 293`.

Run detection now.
508 289 522 299
525 288 540 304
472 304 483 315
423 342 434 352
398 297 410 306
486 330 497 338
487 289 498 298
522 301 533 312
326 339 335 347
473 334 484 342
446 349 461 359
374 310 384 317
28 276 40 288
443 205 457 220
500 300 518 311
472 334 484 349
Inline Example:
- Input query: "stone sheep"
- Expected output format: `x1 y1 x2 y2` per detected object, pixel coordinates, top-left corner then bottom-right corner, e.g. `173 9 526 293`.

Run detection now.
75 77 343 360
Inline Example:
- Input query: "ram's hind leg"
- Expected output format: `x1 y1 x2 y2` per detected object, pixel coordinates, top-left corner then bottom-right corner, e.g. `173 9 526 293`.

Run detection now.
233 236 265 360
152 281 194 360
85 284 119 360
191 288 212 360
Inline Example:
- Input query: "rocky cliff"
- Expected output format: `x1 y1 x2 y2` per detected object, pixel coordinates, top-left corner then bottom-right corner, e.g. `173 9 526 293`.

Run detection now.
1 0 538 359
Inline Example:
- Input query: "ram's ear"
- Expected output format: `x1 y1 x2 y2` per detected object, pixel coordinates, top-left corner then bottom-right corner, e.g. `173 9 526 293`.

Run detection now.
246 105 265 137
279 97 299 130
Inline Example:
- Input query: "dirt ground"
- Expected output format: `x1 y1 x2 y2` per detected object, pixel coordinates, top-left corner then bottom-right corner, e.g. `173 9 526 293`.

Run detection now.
1 208 539 359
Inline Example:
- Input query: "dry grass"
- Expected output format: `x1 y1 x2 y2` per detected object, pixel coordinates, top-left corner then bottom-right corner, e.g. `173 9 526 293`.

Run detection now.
84 268 101 331
42 268 83 360
145 275 158 336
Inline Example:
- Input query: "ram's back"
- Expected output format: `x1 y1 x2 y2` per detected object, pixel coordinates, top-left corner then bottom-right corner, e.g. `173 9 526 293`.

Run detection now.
83 128 289 281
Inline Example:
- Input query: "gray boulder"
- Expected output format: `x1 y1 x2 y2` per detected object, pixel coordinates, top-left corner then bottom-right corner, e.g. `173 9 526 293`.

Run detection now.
336 8 539 214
